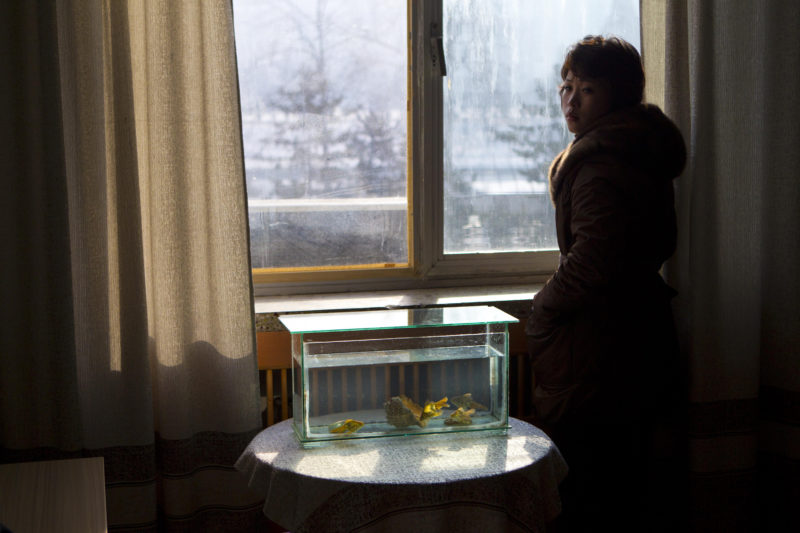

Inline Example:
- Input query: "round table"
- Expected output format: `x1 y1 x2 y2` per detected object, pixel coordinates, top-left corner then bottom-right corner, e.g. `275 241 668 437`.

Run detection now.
236 417 568 533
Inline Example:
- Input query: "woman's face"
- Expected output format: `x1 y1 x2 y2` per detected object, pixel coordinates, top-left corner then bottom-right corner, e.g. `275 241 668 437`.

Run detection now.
560 70 613 135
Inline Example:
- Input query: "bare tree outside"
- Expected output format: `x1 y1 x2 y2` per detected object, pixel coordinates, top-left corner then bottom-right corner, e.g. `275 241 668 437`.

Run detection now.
233 0 639 268
235 0 407 268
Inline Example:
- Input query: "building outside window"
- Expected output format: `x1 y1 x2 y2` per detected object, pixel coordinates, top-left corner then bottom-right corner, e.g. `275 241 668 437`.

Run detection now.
232 0 640 294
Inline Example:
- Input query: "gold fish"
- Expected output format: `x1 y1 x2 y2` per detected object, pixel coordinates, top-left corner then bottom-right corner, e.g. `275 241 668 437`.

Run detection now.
384 396 421 428
450 393 487 411
384 395 448 428
328 419 365 434
398 394 424 419
444 407 475 426
421 397 449 419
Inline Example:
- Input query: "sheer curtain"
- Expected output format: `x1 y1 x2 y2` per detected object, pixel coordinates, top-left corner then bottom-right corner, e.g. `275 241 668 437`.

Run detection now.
642 1 800 530
0 1 265 530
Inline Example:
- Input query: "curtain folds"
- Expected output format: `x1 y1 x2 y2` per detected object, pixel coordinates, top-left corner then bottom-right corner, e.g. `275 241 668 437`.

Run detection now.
642 1 800 531
1 1 264 530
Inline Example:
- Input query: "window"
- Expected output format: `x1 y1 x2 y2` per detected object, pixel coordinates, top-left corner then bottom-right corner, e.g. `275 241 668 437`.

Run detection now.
233 0 640 294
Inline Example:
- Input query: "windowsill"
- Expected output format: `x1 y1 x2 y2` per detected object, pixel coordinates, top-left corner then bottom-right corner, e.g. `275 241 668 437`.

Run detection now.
253 283 541 317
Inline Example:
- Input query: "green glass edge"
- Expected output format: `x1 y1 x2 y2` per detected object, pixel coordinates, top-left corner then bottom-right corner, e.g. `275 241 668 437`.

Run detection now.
279 305 519 334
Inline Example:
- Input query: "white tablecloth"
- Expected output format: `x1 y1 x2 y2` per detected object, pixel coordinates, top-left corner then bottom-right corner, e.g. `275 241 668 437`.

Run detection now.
236 417 567 533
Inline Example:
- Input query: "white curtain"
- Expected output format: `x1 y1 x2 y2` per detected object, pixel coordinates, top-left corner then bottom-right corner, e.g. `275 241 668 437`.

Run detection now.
0 1 265 530
642 1 800 530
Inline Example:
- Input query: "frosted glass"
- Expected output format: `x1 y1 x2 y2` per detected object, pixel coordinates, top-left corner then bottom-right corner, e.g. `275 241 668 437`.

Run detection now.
234 0 408 269
443 0 640 253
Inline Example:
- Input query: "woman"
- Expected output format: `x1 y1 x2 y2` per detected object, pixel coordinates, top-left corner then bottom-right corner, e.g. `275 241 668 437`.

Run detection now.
526 36 686 531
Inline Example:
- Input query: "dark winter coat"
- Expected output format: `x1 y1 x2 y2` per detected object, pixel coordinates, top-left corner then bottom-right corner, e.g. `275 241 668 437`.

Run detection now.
525 103 686 432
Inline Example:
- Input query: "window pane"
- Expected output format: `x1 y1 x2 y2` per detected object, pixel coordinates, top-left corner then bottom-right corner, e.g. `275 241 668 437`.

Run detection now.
234 0 408 269
443 0 640 254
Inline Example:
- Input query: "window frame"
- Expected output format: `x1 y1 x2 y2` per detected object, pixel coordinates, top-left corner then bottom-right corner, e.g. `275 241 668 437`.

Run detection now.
249 0 560 297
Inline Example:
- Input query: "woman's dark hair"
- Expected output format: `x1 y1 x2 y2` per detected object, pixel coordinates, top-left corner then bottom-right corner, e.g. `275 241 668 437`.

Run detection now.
561 35 644 109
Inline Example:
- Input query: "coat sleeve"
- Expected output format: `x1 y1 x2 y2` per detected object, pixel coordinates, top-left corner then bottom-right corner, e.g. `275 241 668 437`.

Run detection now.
531 164 629 323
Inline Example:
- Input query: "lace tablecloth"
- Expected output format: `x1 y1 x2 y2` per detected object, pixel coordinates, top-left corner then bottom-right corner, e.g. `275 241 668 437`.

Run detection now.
236 417 567 533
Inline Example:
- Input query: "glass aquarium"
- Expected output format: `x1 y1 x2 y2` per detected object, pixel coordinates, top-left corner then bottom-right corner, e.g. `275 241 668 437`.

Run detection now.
279 305 517 443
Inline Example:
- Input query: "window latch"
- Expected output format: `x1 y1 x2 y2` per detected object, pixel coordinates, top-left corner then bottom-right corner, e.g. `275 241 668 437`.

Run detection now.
430 22 446 77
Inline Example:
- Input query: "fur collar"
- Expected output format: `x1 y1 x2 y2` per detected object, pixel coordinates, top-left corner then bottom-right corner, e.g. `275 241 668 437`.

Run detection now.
549 104 686 202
